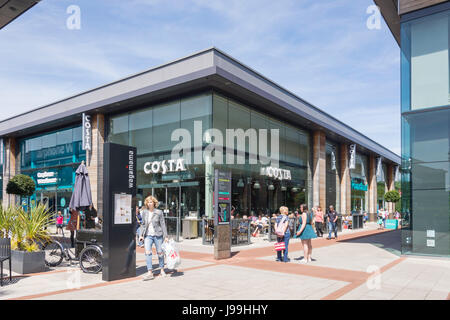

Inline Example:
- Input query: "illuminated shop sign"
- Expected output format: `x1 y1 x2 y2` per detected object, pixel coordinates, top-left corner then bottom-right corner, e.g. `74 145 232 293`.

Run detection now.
351 180 368 191
37 171 58 185
260 167 292 181
144 158 187 175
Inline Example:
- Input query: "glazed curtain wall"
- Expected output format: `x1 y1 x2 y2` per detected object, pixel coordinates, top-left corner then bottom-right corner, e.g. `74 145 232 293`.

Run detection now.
212 93 311 216
402 109 450 256
108 91 311 217
401 8 450 256
17 125 86 215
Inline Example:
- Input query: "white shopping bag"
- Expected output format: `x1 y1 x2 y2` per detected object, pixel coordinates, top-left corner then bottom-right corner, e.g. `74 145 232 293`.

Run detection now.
162 239 181 270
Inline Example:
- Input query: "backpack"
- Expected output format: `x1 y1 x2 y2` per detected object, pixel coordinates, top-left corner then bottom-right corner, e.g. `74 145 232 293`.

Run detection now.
275 216 288 236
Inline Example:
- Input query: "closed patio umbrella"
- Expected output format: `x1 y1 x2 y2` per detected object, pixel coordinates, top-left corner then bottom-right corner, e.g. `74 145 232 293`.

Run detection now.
69 161 93 211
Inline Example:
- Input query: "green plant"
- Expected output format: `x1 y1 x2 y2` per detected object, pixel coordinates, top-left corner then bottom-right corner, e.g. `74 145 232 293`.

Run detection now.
0 205 19 238
384 190 401 204
11 204 52 252
6 174 36 197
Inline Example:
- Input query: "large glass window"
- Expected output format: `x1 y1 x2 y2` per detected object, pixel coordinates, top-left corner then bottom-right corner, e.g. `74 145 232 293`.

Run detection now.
350 153 369 214
212 93 310 216
401 10 450 111
402 108 450 256
19 126 85 170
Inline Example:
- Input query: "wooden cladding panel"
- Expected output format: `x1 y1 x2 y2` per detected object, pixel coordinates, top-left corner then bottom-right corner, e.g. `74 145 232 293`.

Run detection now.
399 0 448 15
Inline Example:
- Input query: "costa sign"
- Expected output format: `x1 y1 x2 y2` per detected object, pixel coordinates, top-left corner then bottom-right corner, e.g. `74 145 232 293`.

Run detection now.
261 167 292 181
144 158 187 175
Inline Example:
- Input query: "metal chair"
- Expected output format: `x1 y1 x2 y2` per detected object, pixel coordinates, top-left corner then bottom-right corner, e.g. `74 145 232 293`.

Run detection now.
0 238 12 286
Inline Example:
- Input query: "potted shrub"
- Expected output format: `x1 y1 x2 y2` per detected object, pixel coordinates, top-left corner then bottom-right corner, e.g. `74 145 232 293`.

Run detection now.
10 204 52 274
384 190 401 220
6 174 36 209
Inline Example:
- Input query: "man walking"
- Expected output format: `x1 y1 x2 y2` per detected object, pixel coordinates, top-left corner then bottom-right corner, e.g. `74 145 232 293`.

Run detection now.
326 205 338 240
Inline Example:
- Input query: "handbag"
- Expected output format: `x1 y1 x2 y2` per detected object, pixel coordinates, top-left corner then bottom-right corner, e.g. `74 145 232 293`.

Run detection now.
274 241 285 251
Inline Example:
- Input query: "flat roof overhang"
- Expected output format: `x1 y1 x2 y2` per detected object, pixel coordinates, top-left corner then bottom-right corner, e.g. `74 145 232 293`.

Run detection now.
374 0 401 46
0 48 401 165
0 0 40 30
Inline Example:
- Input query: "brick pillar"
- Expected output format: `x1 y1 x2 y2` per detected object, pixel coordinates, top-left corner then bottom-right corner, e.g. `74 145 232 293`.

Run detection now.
86 114 105 219
368 155 378 222
2 138 17 209
339 144 351 215
312 131 326 210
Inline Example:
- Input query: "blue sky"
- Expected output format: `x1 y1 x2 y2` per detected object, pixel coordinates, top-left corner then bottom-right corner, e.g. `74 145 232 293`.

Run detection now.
0 0 400 154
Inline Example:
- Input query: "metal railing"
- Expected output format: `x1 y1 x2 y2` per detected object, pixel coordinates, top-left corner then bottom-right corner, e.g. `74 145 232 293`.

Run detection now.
201 218 252 246
202 218 215 245
230 219 251 246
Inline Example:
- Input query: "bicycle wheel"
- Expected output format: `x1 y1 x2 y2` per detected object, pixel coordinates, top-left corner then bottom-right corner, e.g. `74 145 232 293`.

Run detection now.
42 241 64 267
79 245 103 274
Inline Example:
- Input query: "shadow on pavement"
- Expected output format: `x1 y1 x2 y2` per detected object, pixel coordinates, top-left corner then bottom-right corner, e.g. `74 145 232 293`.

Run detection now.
338 229 402 256
0 275 27 287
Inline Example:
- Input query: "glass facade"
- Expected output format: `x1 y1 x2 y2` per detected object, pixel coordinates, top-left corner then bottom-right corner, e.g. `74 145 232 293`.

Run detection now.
350 153 369 214
109 93 212 221
18 126 86 220
401 8 450 256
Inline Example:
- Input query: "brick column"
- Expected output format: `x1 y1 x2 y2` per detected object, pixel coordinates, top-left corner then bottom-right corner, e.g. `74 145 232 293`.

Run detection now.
339 144 351 215
86 114 105 219
2 138 17 209
368 155 378 222
312 131 326 210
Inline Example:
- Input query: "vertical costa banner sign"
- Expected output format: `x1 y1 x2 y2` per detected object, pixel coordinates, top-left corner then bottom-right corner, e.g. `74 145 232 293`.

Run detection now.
82 113 92 151
349 144 356 169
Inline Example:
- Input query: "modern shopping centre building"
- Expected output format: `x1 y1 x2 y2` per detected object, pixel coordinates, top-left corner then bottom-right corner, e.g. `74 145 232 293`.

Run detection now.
0 48 400 227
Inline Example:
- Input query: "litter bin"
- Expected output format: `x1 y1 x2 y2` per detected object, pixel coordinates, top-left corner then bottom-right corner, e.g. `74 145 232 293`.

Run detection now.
182 218 199 239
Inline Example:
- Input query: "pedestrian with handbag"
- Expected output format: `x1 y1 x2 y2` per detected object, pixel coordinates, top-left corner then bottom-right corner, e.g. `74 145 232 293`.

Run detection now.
296 204 317 263
275 206 290 263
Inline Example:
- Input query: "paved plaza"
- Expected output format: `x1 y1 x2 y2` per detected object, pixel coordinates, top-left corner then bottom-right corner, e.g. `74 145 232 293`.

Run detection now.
1 223 449 300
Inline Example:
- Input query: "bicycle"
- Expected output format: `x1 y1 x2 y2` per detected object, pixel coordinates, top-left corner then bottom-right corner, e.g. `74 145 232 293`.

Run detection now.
41 232 103 274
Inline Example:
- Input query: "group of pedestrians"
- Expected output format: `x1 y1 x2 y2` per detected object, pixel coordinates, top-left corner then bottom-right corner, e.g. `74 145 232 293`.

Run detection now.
274 204 318 264
274 204 341 264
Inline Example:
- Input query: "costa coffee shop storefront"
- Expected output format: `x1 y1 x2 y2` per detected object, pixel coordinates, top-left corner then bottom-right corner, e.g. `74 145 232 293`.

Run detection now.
0 48 400 227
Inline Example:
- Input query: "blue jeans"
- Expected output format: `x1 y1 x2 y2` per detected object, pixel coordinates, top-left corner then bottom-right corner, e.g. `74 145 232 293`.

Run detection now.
144 235 164 272
276 231 290 262
328 222 337 238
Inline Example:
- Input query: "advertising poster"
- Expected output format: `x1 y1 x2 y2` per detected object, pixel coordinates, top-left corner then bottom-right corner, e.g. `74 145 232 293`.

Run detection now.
114 193 132 224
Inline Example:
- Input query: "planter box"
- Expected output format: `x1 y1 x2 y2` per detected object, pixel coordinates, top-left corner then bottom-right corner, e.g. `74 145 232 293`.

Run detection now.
11 250 45 274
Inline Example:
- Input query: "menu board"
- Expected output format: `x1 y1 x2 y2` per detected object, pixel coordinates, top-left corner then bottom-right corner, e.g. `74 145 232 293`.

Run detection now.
114 193 132 224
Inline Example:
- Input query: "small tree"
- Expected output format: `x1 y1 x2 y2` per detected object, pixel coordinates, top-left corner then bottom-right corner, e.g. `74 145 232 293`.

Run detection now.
384 190 400 204
6 174 36 198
